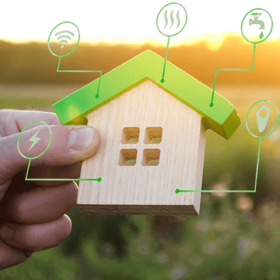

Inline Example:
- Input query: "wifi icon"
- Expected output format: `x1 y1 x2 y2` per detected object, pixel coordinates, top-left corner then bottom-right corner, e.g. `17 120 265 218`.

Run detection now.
55 30 75 49
48 21 80 57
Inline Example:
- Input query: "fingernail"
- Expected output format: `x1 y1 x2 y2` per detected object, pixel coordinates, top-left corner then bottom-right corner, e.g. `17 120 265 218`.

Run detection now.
0 225 13 241
69 127 94 151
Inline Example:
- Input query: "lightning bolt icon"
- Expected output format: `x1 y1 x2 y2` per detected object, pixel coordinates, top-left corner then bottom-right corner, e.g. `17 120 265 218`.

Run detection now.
28 128 42 152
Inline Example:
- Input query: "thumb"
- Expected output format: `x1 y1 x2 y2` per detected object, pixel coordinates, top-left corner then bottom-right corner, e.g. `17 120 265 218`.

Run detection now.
0 125 100 199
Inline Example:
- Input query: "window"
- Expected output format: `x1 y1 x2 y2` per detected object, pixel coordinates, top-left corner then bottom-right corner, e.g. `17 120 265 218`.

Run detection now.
119 149 137 166
121 127 140 144
144 127 163 144
141 149 160 166
119 127 162 167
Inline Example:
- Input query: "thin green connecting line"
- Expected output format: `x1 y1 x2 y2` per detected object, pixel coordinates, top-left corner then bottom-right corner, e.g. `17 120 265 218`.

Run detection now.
161 36 170 83
25 160 101 182
57 57 102 98
176 138 261 194
210 43 256 107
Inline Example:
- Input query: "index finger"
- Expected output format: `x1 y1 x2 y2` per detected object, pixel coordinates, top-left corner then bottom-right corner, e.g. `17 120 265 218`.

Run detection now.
0 110 61 137
0 124 100 186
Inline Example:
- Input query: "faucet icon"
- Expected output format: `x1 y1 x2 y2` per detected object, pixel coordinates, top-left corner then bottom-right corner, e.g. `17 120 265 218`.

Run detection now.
249 13 265 29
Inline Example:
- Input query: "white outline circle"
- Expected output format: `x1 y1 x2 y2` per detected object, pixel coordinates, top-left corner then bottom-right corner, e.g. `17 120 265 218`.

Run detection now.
17 121 52 160
246 100 279 139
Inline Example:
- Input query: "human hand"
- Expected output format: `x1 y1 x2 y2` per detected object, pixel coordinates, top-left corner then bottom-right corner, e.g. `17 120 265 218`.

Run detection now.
0 109 100 269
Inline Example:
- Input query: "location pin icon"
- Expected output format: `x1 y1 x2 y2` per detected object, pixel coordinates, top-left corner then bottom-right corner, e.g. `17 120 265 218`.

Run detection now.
256 105 270 133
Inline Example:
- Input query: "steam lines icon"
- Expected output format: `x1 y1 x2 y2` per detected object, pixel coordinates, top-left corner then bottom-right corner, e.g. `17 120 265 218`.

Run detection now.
156 3 187 37
156 3 188 83
55 30 75 49
163 9 180 29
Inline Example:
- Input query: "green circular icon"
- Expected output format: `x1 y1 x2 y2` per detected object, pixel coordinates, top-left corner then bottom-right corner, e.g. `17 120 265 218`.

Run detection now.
156 2 188 37
17 121 52 160
48 21 80 57
241 8 273 44
246 100 279 139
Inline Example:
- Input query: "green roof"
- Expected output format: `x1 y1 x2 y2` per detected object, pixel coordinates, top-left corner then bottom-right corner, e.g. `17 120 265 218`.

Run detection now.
53 50 240 139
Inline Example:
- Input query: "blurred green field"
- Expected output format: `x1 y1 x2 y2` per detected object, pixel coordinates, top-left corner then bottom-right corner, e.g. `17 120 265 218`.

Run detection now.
1 83 280 280
0 84 82 112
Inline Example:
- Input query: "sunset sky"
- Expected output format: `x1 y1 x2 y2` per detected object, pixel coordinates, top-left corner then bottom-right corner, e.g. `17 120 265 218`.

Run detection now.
1 0 280 47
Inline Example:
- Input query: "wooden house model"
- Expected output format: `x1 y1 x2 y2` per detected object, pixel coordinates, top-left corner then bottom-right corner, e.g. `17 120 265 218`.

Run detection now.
53 50 240 216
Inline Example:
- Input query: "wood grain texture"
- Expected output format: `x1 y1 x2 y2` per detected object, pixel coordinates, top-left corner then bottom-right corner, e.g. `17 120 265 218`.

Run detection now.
78 80 207 216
